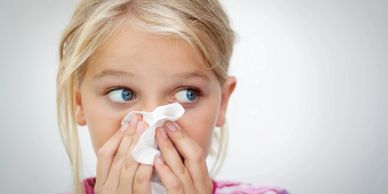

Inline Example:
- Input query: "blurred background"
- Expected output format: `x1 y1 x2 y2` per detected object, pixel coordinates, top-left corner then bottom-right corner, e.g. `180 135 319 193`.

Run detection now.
0 0 387 193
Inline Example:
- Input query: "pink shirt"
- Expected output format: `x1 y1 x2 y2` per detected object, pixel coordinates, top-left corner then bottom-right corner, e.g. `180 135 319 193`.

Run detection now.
62 176 289 194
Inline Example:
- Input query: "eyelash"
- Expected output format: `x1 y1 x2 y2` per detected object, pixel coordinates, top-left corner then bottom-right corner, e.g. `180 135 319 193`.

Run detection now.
104 86 203 104
104 85 131 95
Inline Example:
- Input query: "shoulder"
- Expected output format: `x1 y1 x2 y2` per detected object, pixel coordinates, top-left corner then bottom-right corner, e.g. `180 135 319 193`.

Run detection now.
212 179 289 194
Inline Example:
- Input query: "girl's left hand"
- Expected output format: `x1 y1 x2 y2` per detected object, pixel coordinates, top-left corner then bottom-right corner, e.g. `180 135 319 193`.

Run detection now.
154 121 213 194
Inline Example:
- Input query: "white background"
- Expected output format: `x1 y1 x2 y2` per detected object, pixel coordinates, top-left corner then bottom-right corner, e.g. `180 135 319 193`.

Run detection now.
0 0 387 194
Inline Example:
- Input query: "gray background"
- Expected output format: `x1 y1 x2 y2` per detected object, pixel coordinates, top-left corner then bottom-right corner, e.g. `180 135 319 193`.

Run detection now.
0 0 387 193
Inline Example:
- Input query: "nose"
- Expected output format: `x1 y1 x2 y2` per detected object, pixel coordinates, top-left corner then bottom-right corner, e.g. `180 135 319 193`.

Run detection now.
138 100 172 112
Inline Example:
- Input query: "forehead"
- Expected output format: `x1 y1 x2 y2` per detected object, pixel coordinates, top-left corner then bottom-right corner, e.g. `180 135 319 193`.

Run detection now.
85 21 214 80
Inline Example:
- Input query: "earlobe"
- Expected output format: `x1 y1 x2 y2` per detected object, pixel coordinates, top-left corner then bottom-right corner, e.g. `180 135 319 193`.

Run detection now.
216 76 237 127
216 114 225 127
74 87 87 126
75 105 87 126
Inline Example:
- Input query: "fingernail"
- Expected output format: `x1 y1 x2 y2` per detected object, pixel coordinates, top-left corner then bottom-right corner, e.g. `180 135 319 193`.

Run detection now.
120 122 129 132
155 156 164 165
166 121 177 132
130 115 138 127
136 121 147 133
159 127 168 139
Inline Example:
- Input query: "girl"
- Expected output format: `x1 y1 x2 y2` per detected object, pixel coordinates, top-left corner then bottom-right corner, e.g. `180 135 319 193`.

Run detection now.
56 0 289 194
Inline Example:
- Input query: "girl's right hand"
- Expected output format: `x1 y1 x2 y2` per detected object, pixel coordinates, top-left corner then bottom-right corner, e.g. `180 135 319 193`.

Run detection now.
94 114 153 194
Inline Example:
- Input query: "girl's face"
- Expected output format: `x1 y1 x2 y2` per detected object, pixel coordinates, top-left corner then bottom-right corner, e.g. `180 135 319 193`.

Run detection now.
74 22 236 156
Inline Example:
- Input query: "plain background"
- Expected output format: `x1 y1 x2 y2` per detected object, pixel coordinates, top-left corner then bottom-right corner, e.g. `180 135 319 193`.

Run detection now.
0 0 387 194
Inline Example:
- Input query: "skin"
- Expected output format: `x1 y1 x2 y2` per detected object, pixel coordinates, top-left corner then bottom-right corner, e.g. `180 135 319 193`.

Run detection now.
73 20 236 194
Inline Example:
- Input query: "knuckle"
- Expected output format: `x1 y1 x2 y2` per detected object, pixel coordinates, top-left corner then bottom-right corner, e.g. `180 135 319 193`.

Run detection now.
191 147 205 162
114 151 125 163
175 164 187 176
124 130 136 138
164 141 175 149
124 159 138 171
97 147 111 159
175 130 185 139
135 171 150 185
169 180 182 192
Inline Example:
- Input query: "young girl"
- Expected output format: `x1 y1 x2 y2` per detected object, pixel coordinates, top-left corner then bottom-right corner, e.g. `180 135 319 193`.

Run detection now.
56 0 289 194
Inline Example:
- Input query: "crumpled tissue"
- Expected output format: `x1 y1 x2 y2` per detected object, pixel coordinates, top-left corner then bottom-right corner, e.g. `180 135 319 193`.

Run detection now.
120 102 185 194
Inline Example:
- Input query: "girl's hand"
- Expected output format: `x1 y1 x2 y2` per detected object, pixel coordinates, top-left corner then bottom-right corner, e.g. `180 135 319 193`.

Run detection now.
154 121 213 194
94 114 153 194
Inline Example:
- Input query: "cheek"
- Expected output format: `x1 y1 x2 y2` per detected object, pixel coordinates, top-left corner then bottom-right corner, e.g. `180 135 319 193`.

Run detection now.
81 92 126 154
178 104 219 154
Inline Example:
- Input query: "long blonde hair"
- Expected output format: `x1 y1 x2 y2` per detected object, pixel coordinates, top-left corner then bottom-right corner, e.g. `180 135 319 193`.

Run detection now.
56 0 235 193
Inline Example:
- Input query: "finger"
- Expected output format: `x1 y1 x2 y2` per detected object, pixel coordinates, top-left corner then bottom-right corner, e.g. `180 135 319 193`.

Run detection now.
155 127 196 194
163 121 212 193
132 164 153 194
154 155 184 194
95 122 132 188
124 120 149 170
117 120 149 192
104 114 142 189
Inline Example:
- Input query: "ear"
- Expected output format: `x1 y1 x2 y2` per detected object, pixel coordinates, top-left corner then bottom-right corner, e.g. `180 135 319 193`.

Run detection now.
73 85 87 126
216 76 237 127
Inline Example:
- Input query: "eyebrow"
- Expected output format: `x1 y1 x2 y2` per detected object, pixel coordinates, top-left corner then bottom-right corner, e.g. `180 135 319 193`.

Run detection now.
93 69 134 80
93 69 211 82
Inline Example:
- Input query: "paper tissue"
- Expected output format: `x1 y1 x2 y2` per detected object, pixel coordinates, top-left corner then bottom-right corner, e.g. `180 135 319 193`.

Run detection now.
120 102 185 193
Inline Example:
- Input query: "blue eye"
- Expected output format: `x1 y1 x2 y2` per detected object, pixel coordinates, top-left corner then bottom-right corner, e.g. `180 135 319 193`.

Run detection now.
174 88 199 103
108 88 134 103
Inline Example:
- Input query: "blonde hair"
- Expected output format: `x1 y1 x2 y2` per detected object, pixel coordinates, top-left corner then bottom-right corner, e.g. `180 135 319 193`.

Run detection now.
56 0 235 193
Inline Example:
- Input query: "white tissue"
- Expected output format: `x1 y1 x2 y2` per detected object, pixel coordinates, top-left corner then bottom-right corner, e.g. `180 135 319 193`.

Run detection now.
120 102 185 194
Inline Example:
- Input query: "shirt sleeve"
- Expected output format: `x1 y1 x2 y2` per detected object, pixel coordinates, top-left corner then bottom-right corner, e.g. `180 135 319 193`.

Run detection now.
212 180 289 194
